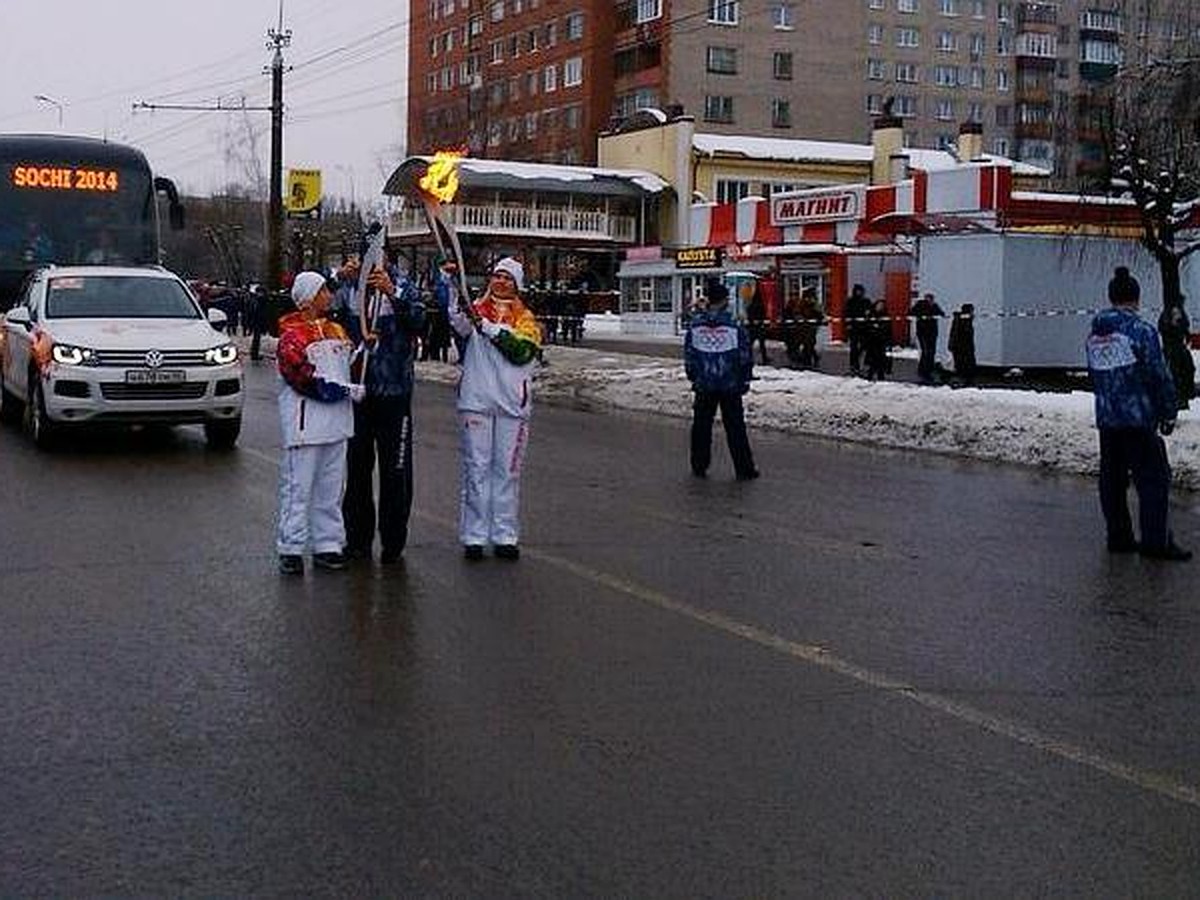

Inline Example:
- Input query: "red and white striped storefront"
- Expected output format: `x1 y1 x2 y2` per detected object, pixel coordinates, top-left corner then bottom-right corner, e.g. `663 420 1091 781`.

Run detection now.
686 162 1172 345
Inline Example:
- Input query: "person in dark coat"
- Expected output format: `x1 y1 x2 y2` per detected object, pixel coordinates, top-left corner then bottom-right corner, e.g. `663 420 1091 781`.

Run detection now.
948 303 977 384
845 283 872 376
864 298 892 381
911 291 946 383
796 287 823 369
684 280 759 480
745 283 770 364
1086 267 1189 561
1158 296 1195 410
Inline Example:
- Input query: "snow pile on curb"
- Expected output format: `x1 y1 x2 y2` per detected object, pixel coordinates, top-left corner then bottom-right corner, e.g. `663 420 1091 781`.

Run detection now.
426 344 1199 489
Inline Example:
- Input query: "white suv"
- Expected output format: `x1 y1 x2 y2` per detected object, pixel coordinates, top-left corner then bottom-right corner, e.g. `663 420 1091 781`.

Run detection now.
0 266 243 449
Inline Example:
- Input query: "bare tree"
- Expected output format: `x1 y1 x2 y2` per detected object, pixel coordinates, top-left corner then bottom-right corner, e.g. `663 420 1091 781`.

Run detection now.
1100 0 1200 307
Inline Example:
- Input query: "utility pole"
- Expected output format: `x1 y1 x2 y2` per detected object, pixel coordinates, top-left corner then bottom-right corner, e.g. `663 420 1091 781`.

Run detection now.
266 8 291 296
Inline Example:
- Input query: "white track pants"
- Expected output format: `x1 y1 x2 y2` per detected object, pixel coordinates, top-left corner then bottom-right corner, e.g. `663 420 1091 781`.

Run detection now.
277 441 348 555
458 411 529 546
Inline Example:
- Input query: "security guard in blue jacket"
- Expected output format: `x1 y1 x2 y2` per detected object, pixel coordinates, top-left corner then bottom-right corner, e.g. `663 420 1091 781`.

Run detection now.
684 279 759 480
1086 266 1189 561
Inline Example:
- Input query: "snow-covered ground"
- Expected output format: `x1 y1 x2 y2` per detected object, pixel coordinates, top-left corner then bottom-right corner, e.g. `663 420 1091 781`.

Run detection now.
418 345 1200 491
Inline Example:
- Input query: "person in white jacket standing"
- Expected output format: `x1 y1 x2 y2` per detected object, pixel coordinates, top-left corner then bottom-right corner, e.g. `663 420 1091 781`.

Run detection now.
275 271 365 575
449 257 543 560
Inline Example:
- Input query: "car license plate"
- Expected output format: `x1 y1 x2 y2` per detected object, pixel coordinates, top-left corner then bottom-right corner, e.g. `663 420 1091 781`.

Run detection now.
125 369 185 384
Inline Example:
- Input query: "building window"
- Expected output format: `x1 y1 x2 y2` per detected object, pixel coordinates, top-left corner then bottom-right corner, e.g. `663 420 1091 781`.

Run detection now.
708 0 739 25
774 51 794 79
896 61 919 82
869 0 884 8
773 2 793 29
934 98 955 120
940 0 958 14
490 0 504 20
715 179 751 203
970 65 984 87
867 57 886 79
967 101 984 122
706 46 738 74
866 93 883 114
704 94 735 123
563 55 583 86
936 30 958 51
508 34 520 57
896 26 920 47
996 68 1009 90
565 11 584 39
969 32 985 57
468 15 484 35
898 0 918 11
992 137 1009 156
489 39 504 63
526 28 539 52
971 0 984 17
544 63 558 91
868 23 884 44
636 0 662 23
997 1 1010 23
994 103 1010 125
895 95 917 116
526 70 539 95
544 21 558 45
933 64 959 85
564 104 583 129
771 98 791 128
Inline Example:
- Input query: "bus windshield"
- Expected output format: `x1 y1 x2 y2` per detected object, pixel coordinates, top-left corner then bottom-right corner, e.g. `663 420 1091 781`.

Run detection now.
0 135 173 308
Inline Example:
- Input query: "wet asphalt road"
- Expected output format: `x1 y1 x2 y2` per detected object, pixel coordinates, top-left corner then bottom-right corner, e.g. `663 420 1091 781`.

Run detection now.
2 360 1199 896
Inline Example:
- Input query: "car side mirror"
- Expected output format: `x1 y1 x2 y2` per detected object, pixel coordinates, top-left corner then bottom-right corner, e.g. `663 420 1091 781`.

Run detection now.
5 307 32 329
207 307 228 331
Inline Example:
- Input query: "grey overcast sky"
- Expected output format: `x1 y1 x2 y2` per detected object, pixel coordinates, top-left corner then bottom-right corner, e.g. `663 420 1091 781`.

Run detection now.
0 0 409 208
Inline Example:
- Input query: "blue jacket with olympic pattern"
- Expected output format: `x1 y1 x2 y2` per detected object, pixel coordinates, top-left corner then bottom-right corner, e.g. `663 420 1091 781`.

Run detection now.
685 307 753 394
1086 307 1177 430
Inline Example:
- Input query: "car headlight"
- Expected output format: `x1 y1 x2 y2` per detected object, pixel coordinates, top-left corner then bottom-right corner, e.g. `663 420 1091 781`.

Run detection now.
205 343 238 365
51 343 95 366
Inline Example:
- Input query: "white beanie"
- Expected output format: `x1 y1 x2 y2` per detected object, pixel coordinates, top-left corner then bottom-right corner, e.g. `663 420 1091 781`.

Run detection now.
291 271 327 308
491 257 524 292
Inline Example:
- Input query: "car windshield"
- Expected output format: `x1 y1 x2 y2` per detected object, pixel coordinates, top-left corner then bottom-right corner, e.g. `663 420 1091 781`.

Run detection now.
46 275 200 319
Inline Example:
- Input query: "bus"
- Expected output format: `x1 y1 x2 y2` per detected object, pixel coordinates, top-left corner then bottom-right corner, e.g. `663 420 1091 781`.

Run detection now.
0 134 184 311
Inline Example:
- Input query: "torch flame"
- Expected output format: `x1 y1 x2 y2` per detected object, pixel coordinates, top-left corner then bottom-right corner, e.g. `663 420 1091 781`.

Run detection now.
419 150 463 204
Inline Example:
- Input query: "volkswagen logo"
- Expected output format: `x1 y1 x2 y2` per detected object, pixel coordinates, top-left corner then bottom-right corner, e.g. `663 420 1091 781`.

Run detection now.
144 349 164 369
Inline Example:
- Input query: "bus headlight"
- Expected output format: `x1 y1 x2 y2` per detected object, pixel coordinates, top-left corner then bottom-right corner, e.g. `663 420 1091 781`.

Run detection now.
51 343 95 365
205 343 238 365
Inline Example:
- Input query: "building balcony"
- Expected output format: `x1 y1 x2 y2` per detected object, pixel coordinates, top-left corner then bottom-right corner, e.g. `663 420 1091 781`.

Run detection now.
388 202 640 243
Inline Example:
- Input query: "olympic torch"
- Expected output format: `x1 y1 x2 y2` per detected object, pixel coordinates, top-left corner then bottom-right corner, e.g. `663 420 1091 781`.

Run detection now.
386 151 478 327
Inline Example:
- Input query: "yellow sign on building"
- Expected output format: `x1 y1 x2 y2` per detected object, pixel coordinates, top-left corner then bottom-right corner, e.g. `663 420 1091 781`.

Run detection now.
285 169 322 217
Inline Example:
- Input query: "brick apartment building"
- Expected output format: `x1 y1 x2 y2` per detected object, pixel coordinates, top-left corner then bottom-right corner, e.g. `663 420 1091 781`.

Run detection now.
408 0 1195 185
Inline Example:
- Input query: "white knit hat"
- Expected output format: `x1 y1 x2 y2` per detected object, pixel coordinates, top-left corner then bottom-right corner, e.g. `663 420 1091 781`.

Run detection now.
291 271 327 308
491 257 524 292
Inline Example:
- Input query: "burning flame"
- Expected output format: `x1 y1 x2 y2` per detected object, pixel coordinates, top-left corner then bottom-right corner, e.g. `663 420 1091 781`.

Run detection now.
419 150 463 204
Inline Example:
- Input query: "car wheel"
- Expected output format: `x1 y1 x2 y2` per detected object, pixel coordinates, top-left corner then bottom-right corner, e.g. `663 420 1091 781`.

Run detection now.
204 417 241 451
0 372 22 426
25 377 58 450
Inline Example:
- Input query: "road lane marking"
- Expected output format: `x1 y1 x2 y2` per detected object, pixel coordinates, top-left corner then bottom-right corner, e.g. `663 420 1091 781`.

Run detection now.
238 443 1200 809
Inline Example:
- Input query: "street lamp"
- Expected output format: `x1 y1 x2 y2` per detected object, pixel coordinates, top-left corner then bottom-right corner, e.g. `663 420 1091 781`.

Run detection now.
33 94 64 128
